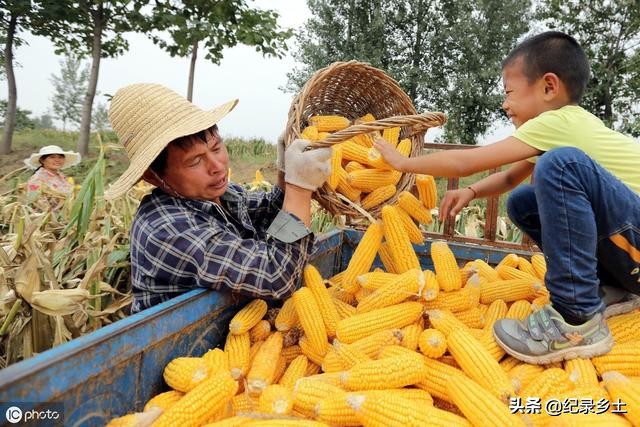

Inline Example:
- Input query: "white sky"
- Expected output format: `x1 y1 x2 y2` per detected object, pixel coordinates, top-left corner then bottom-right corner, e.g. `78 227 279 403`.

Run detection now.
4 0 512 145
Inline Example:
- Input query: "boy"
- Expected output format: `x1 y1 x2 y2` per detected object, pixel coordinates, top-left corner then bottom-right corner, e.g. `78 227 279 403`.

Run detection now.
374 31 640 364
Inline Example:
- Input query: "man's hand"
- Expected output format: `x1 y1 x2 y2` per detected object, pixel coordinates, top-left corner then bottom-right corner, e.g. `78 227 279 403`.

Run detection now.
372 137 406 171
439 187 476 220
284 139 332 191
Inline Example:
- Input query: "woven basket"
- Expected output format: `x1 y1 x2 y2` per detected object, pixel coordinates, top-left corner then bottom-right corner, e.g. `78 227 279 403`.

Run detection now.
284 60 447 220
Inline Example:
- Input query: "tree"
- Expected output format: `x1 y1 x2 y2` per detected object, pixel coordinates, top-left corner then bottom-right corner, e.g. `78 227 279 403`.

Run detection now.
287 0 531 144
91 100 110 131
147 0 292 101
0 0 31 154
0 99 35 130
31 0 148 156
50 53 89 131
537 0 640 136
33 113 54 129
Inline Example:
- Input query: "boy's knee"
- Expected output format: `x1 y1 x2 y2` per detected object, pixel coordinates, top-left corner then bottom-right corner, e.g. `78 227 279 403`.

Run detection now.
535 147 588 173
506 185 534 221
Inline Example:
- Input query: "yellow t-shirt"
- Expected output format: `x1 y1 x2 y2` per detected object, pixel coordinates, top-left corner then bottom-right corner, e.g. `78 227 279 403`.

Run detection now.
513 105 640 195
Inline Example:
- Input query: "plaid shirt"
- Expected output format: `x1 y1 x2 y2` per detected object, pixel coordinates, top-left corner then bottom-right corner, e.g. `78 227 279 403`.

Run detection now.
130 183 314 313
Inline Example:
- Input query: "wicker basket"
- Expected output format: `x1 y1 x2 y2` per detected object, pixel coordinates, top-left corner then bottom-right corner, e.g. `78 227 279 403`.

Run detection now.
284 60 447 220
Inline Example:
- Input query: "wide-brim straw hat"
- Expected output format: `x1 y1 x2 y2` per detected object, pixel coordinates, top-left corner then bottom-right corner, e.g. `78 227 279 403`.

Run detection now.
104 83 238 200
24 145 81 170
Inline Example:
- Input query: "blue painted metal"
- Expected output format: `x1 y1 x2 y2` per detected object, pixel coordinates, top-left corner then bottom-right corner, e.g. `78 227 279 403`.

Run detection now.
0 228 530 425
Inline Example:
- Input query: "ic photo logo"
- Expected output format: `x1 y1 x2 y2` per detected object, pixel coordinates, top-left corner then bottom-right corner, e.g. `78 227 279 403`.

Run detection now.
5 406 22 423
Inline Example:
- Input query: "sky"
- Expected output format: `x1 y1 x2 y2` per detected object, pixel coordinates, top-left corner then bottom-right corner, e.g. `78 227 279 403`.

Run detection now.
4 0 511 145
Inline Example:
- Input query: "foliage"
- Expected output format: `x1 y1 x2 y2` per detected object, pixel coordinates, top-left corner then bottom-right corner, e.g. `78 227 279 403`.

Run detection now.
225 137 276 160
286 0 531 144
0 99 35 130
536 0 640 136
91 101 111 131
50 53 89 131
33 113 54 129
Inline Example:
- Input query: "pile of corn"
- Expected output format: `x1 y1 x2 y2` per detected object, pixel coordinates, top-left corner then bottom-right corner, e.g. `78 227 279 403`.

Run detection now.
302 114 437 213
107 228 640 426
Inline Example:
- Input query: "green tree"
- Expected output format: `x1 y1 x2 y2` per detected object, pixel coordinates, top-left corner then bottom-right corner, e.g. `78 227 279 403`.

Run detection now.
50 53 89 131
0 99 35 130
147 0 292 101
31 0 149 156
33 113 54 129
0 0 31 154
537 0 640 136
287 0 531 144
91 100 110 131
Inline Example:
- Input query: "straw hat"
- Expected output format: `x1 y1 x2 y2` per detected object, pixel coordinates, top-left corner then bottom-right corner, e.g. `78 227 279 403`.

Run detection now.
103 83 238 200
24 145 81 170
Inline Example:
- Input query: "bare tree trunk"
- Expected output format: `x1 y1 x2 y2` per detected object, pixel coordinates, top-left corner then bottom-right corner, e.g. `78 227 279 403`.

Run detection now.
187 39 198 102
1 13 18 155
77 5 103 157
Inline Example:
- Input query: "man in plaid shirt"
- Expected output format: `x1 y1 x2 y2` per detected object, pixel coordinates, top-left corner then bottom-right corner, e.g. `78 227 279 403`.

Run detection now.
104 84 332 313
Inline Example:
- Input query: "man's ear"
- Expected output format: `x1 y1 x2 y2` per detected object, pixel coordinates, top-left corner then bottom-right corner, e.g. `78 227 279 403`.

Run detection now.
141 169 162 187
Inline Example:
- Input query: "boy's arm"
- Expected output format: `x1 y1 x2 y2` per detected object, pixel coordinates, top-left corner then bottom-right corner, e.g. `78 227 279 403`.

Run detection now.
439 160 534 219
374 136 541 177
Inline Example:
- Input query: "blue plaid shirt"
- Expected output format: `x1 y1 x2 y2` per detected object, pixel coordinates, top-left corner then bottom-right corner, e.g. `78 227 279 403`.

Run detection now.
129 183 314 313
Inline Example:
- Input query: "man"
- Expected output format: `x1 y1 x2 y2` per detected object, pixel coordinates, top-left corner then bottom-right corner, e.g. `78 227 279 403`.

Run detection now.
104 83 331 313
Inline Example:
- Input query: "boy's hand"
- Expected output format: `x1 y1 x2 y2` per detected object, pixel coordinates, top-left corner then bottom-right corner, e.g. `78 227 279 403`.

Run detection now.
372 138 406 171
439 187 476 220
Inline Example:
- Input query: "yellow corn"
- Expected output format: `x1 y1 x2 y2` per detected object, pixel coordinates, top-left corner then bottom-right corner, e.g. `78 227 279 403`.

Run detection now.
418 328 447 358
303 264 340 338
423 279 480 313
258 384 293 415
249 320 271 343
472 259 500 282
422 269 440 301
274 298 299 332
455 306 485 328
309 115 350 132
447 373 527 427
356 268 423 313
378 241 398 274
281 345 302 364
229 299 268 335
340 140 372 165
530 253 547 280
153 372 237 427
163 357 211 393
431 241 462 292
246 332 283 395
333 297 357 319
602 371 640 426
519 367 573 400
336 302 424 343
416 357 466 403
394 204 425 244
400 322 423 351
344 160 366 173
496 253 520 269
292 377 344 418
480 278 544 304
591 341 640 377
292 287 328 356
301 125 319 141
447 328 515 402
508 363 544 393
356 271 398 290
298 335 330 366
415 174 437 209
505 299 532 320
349 328 403 357
348 169 402 192
396 138 412 156
327 145 343 191
341 354 426 390
397 191 432 224
202 348 229 373
336 166 362 202
315 391 360 426
426 309 470 337
381 205 421 273
482 298 508 333
517 257 538 278
382 126 401 146
361 184 396 210
341 221 384 293
332 339 371 369
225 332 251 380
608 310 640 343
143 390 183 413
497 265 538 281
565 358 599 389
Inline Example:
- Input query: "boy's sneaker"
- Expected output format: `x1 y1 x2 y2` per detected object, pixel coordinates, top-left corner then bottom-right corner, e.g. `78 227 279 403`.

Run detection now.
493 304 614 365
600 285 640 318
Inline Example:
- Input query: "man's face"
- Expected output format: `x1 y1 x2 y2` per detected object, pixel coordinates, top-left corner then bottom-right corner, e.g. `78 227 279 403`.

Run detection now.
160 129 230 202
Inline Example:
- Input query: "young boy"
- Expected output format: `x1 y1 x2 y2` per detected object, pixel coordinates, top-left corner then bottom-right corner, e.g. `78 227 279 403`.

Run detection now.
374 31 640 364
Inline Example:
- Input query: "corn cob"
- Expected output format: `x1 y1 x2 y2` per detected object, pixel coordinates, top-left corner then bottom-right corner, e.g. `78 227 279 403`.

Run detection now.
282 326 303 347
396 138 412 156
249 340 264 364
602 371 640 426
341 221 384 293
482 298 508 333
423 280 480 313
542 411 631 427
378 241 398 274
257 384 293 415
352 132 374 148
301 125 319 141
292 287 328 356
277 355 308 390
356 268 423 313
361 184 396 210
447 328 515 402
246 331 283 395
305 362 322 376
418 328 447 358
153 372 237 427
394 204 425 244
202 348 229 373
248 320 271 343
415 174 437 209
592 341 640 376
336 302 424 343
519 367 573 400
505 299 532 320
303 264 340 338
315 391 360 426
382 126 401 146
327 145 343 191
397 191 432 224
366 147 393 170
499 356 521 372
348 169 402 192
455 307 485 329
333 298 357 320
229 299 268 335
298 335 330 366
565 357 599 389
349 328 403 357
341 354 426 390
336 166 362 202
292 377 344 418
309 115 350 132
328 284 356 305
225 332 251 380
281 344 302 364
472 259 500 282
422 269 440 301
401 322 423 351
508 363 544 393
381 205 421 273
274 298 298 332
447 373 527 427
340 140 372 165
431 241 462 292
426 309 470 337
530 253 547 280
331 339 371 368
106 410 162 427
475 330 505 361
497 265 538 281
517 257 538 277
480 278 543 304
143 390 183 413
163 357 211 393
356 271 398 290
344 160 366 173
608 311 640 343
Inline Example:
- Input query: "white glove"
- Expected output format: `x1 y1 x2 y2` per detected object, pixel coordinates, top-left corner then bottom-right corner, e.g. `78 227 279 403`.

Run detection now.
284 139 332 191
276 132 286 171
